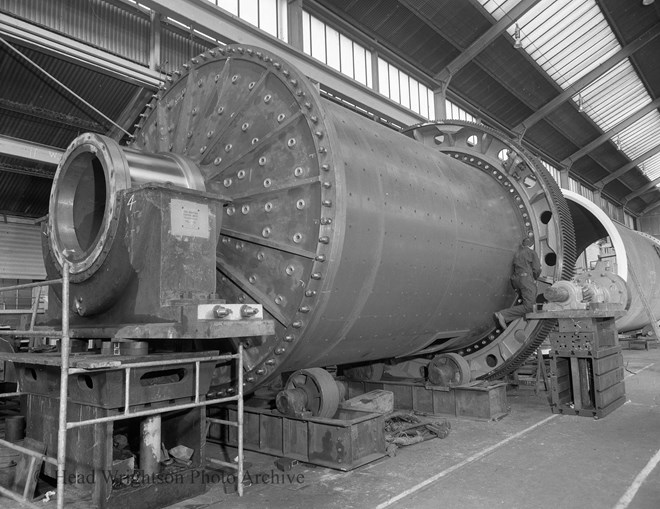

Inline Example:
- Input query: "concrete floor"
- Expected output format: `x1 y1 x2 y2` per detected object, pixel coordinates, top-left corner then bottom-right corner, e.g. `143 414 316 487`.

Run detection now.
167 347 660 509
1 348 657 508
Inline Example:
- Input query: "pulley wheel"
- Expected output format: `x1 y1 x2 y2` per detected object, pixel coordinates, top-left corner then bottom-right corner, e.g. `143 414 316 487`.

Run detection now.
279 367 340 418
428 353 471 387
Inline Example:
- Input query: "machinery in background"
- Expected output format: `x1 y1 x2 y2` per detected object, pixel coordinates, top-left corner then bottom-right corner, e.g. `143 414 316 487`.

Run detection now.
529 273 630 418
563 190 660 336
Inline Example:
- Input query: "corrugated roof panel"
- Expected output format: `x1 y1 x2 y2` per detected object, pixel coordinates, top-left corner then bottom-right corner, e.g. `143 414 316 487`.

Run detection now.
529 16 608 73
478 0 621 89
575 60 650 131
641 152 660 182
523 3 619 88
478 0 519 20
478 0 658 205
617 111 660 162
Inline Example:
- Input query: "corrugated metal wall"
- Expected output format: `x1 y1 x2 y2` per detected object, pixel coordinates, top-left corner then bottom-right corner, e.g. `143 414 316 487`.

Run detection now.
1 0 216 73
0 221 46 279
0 0 150 64
161 24 215 74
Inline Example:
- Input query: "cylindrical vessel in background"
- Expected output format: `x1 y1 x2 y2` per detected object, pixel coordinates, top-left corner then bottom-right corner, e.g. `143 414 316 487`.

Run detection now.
565 190 660 332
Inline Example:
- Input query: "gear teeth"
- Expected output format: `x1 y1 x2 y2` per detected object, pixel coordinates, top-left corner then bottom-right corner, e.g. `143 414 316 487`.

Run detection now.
405 120 579 381
484 145 577 380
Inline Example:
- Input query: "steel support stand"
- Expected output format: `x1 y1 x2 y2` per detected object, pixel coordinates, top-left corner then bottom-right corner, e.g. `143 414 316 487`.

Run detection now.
237 343 244 497
56 262 70 509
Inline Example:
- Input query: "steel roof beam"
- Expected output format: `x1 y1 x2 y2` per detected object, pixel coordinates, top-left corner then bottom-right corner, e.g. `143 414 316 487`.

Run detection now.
641 200 660 215
0 135 62 166
513 23 660 136
135 0 426 127
624 174 660 202
597 143 660 189
433 0 541 83
0 97 104 132
0 13 161 89
0 161 55 179
562 97 660 167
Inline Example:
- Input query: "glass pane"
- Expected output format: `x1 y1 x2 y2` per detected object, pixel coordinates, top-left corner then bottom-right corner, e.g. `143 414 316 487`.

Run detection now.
217 0 238 15
427 88 435 120
310 16 326 62
354 45 366 86
340 35 354 79
239 0 259 27
411 77 420 114
277 0 287 41
259 0 277 36
419 83 429 119
399 72 410 109
388 64 399 102
377 57 389 96
302 11 311 54
326 26 340 71
365 50 372 88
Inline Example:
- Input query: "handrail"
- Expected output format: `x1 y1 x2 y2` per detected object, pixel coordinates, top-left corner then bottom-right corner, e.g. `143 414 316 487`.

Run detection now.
0 279 63 293
0 267 68 507
55 262 70 509
0 261 248 503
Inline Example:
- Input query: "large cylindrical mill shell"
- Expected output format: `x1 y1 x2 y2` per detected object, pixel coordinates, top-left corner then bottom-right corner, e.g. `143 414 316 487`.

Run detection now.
47 45 575 390
275 101 524 369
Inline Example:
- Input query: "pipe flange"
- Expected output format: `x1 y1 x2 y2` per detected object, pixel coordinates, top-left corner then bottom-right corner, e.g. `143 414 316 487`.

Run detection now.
48 133 131 282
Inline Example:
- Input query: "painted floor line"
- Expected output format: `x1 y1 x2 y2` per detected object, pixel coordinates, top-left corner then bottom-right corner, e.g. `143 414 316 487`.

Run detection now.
624 362 656 379
613 446 660 509
374 414 559 509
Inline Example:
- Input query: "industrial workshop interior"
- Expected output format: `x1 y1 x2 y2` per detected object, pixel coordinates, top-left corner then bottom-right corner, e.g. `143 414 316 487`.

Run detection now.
1 0 660 507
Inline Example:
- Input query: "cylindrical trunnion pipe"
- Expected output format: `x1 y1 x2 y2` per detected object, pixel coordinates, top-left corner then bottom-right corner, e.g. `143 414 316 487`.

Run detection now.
46 133 206 280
